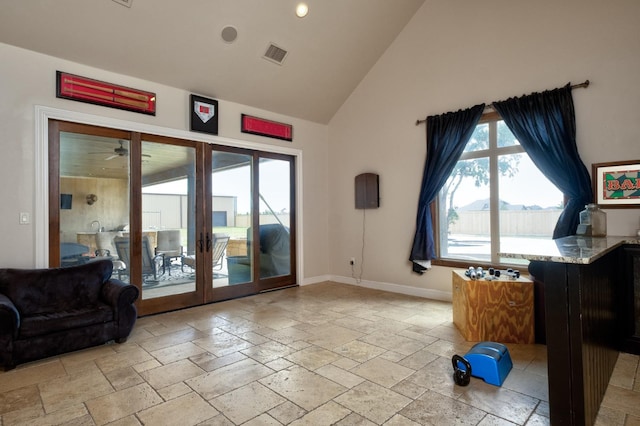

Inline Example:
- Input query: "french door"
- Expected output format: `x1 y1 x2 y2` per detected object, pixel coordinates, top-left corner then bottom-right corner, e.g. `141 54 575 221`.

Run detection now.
49 120 296 315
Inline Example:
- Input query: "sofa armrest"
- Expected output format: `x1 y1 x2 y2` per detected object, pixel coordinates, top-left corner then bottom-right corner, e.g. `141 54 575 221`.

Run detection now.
0 294 20 339
100 279 139 309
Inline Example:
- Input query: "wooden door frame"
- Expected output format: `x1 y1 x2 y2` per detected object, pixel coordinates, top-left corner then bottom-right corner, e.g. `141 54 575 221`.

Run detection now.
47 113 300 315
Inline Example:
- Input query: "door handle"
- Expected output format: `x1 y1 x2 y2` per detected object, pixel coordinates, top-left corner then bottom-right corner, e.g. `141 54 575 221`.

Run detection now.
206 232 212 252
198 232 204 253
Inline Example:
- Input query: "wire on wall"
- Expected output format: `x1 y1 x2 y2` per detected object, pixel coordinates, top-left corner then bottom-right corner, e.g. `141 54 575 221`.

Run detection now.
351 207 366 284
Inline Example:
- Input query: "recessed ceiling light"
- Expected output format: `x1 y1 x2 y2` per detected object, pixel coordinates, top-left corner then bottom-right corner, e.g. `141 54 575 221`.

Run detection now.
296 3 309 18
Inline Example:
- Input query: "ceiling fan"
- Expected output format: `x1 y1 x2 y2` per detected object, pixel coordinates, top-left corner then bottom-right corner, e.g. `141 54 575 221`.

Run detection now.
91 140 151 161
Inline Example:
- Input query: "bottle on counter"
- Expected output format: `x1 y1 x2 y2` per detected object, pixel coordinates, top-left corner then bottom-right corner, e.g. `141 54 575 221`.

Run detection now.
578 203 607 237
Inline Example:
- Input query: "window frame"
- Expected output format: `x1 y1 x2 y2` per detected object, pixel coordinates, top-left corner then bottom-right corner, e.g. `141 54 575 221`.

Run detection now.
430 110 548 269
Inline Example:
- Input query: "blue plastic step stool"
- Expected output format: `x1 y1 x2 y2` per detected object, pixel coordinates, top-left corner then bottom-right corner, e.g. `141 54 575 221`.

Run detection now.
464 341 513 386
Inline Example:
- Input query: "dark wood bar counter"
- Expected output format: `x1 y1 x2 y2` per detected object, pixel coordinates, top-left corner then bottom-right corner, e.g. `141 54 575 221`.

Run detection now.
500 236 640 425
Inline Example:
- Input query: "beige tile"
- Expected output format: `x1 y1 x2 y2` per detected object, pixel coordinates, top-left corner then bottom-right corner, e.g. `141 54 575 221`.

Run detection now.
104 366 145 391
186 358 274 400
95 346 154 374
289 401 352 426
524 413 551 426
403 356 468 399
316 364 365 388
350 357 414 388
211 382 286 424
3 403 90 426
259 366 347 411
285 345 342 370
137 327 207 352
241 340 295 364
478 413 519 425
104 415 143 426
334 381 411 424
268 401 307 424
265 357 295 371
397 348 439 370
0 360 67 393
333 340 387 363
59 345 118 373
139 358 204 390
86 382 163 425
306 325 364 350
601 384 640 418
332 357 361 371
150 341 207 365
39 368 114 413
0 385 40 415
190 351 247 372
137 392 218 425
400 389 485 425
458 381 539 425
334 412 377 425
262 326 313 345
358 331 425 356
383 414 422 425
157 381 192 401
502 368 548 402
242 413 283 425
193 331 254 357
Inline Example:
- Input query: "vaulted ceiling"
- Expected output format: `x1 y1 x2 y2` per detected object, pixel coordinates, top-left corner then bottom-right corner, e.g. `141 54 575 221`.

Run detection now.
0 0 425 124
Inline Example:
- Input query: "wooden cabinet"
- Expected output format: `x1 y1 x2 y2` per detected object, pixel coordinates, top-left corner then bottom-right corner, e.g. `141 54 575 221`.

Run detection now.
452 270 534 344
621 245 640 354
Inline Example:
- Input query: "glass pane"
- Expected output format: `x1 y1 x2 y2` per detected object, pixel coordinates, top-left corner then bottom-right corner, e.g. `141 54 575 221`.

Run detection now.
439 158 491 262
463 123 489 153
497 121 520 147
140 141 196 299
212 151 253 286
59 133 130 277
258 158 291 279
498 153 563 263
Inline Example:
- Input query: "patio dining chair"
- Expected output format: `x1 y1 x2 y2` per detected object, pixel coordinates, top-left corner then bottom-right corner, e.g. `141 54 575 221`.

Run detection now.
114 236 164 285
181 233 230 272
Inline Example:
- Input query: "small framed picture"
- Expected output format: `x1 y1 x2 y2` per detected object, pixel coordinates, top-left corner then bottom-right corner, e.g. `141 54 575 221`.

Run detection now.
592 160 640 208
190 94 218 135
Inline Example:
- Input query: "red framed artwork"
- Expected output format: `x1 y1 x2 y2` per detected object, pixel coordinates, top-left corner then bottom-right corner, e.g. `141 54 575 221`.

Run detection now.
241 114 292 142
56 71 156 115
592 160 640 208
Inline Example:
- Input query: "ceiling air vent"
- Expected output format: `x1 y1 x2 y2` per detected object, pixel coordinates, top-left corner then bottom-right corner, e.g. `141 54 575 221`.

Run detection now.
263 43 288 65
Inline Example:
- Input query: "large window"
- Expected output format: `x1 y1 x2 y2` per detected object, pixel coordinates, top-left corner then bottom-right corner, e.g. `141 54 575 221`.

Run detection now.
437 113 564 265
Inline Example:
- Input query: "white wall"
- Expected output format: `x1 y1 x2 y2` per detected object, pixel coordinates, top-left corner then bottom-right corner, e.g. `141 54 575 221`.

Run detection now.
328 0 640 297
0 42 330 281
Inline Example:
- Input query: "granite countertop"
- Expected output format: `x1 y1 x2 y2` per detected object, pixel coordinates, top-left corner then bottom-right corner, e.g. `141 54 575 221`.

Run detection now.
499 235 640 265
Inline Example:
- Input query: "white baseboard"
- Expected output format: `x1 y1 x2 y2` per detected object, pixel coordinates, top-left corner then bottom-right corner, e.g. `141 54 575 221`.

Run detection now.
301 275 452 302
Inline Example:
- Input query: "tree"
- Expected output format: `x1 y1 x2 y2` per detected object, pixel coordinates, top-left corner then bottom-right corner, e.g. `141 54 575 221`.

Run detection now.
441 123 520 230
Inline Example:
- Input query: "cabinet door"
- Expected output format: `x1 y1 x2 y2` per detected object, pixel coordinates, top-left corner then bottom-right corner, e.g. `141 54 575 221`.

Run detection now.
622 246 640 354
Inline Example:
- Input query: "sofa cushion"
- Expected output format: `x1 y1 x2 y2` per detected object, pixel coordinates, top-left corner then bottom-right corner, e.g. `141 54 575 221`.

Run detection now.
0 260 113 316
18 303 114 339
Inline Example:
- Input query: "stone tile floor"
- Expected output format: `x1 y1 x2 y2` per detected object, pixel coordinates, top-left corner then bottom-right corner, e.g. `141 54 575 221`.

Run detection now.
0 282 638 425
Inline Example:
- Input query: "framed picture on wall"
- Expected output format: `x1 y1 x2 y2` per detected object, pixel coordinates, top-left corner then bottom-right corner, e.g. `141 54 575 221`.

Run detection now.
190 94 218 135
592 160 640 208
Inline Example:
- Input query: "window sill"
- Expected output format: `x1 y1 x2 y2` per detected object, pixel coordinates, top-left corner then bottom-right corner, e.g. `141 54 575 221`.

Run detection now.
431 258 529 271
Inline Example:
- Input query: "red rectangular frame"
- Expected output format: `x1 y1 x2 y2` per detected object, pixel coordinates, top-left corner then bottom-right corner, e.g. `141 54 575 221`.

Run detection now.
241 114 293 141
56 71 156 115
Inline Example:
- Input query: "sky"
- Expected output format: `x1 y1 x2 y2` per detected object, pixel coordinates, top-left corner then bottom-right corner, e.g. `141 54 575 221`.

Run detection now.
142 160 290 214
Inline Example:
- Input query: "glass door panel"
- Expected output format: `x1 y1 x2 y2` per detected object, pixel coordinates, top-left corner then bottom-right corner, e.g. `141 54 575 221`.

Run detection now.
140 140 197 301
58 130 131 271
210 150 254 292
258 157 292 281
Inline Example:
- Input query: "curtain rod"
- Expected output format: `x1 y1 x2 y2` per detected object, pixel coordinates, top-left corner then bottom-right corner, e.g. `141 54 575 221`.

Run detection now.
415 80 590 126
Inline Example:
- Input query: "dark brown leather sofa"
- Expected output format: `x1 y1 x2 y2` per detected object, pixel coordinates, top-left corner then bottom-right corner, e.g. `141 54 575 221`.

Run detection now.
0 259 139 370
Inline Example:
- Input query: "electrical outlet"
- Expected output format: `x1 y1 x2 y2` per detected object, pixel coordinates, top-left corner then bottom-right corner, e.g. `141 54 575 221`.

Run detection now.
350 257 355 266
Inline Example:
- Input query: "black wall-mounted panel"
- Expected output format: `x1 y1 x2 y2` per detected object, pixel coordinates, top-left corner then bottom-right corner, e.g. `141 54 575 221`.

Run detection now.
355 173 379 209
